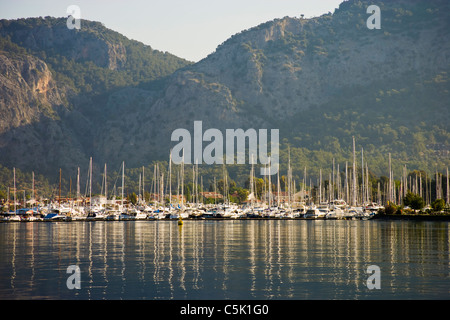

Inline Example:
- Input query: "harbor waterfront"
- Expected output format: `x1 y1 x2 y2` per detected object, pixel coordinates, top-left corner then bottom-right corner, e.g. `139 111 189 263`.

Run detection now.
0 219 449 300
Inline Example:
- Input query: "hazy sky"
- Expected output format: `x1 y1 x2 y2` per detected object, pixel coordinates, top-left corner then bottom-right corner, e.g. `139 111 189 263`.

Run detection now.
1 0 343 62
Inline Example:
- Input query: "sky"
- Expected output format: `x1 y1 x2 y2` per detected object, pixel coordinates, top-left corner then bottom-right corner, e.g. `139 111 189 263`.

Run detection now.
0 0 343 62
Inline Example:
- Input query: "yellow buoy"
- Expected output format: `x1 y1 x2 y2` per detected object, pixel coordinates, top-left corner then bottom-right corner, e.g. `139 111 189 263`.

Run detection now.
178 217 183 226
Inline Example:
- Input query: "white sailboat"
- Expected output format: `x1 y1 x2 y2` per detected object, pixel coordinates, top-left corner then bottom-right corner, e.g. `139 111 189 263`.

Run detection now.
6 168 21 221
43 169 72 221
86 158 106 221
118 161 133 220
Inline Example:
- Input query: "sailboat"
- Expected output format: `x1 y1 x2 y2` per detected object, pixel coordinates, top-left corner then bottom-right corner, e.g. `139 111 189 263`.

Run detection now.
118 161 132 220
106 165 121 221
70 167 86 221
3 168 21 222
116 161 146 220
85 158 106 221
43 169 72 222
104 163 120 221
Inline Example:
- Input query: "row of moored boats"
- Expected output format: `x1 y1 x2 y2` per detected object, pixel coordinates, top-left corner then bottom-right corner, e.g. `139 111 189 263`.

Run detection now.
0 199 382 222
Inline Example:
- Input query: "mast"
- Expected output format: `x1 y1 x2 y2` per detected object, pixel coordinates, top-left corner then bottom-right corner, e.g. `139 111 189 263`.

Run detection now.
77 167 80 212
277 166 280 208
250 154 254 208
142 166 145 204
89 157 92 212
319 169 322 204
435 170 437 201
254 169 258 206
139 173 141 204
196 160 199 206
447 167 449 205
214 176 217 206
223 163 228 205
419 172 422 199
13 167 16 213
288 148 291 210
303 167 307 204
329 172 332 203
336 163 342 199
309 178 312 205
268 157 272 208
429 173 432 204
169 151 172 207
160 172 164 207
403 165 407 198
388 153 392 205
293 180 296 211
361 148 364 205
193 163 195 204
104 163 107 200
377 181 381 204
121 161 125 211
352 137 357 207
77 167 80 200
59 168 62 211
332 158 335 201
177 171 180 205
69 177 72 214
181 150 184 207
345 162 349 204
32 171 35 205
366 163 370 203
153 164 157 206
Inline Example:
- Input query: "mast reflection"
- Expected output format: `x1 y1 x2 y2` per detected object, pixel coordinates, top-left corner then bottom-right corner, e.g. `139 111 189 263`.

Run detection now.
0 221 449 299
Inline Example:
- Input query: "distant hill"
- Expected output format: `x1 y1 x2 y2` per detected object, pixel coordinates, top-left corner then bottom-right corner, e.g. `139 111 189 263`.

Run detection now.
0 0 449 195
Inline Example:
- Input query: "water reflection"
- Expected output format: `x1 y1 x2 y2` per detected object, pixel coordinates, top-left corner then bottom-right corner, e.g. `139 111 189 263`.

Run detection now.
0 220 449 299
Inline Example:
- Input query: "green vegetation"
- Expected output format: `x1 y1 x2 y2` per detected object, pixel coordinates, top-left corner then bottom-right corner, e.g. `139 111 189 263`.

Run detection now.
403 192 425 211
127 192 138 205
0 35 27 56
432 199 446 212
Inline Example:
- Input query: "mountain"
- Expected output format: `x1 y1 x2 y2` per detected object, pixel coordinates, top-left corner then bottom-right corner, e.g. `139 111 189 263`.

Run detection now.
0 0 449 191
0 17 191 174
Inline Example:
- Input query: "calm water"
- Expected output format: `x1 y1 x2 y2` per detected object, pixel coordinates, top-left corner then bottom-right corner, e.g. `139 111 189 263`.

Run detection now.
0 220 449 300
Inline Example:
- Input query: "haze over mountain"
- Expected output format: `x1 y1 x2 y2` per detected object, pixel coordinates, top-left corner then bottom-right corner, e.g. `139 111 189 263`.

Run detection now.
0 0 449 189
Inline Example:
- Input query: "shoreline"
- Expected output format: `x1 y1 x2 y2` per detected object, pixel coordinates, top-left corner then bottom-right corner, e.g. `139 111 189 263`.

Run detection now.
2 213 450 222
373 214 450 222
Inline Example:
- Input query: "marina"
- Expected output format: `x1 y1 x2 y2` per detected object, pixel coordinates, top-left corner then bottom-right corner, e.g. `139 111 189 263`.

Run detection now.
0 200 380 223
3 138 437 224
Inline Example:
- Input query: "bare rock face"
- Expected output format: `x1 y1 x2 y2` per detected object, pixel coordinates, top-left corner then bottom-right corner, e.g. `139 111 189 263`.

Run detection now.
0 53 62 133
0 52 88 170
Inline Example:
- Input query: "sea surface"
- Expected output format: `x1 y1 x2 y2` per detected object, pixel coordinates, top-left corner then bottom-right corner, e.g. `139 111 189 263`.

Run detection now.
0 220 449 300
